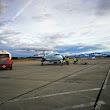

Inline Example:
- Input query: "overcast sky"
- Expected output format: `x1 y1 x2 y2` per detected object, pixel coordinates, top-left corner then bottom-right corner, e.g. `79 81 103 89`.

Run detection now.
0 0 110 56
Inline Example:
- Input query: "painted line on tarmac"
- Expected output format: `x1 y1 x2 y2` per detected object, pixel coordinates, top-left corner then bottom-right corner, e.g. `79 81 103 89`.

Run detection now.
10 88 100 102
52 101 105 110
103 68 110 89
92 68 110 110
0 65 98 106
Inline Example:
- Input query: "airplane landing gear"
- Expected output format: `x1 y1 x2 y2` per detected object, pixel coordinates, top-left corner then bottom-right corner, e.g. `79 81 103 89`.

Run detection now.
60 60 63 66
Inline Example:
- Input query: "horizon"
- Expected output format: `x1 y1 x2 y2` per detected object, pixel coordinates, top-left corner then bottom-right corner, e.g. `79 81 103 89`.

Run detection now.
10 51 110 57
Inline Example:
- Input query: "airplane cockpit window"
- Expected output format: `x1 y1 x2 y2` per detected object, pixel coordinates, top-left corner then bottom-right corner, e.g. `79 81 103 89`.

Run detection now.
54 54 60 56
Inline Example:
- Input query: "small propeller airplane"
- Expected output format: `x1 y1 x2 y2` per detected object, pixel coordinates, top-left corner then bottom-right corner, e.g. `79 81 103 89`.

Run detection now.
33 49 66 65
41 52 66 65
24 48 66 65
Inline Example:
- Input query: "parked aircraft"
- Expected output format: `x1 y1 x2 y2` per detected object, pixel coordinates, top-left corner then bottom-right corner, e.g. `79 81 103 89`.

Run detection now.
41 52 65 65
26 49 66 65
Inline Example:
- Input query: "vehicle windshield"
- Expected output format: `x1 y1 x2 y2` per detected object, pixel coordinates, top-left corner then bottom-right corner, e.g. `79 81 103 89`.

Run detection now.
0 54 9 58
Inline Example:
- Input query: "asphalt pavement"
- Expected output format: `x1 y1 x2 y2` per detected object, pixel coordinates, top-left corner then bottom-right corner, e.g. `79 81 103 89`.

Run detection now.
0 58 110 110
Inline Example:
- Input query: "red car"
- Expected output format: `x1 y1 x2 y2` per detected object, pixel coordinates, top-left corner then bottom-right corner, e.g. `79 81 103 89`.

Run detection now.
0 52 13 70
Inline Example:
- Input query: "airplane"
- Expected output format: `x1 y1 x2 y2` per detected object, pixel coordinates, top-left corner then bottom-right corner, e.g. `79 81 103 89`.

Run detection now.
24 48 66 65
41 52 66 66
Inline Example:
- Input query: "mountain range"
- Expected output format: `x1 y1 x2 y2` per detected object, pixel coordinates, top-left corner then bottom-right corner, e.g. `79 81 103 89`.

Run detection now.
69 52 110 58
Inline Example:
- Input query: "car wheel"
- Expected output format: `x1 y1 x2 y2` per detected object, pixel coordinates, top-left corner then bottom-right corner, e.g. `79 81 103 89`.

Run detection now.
10 66 12 70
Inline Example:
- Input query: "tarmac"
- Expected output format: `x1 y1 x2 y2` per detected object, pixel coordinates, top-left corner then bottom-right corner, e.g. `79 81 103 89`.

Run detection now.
0 58 110 110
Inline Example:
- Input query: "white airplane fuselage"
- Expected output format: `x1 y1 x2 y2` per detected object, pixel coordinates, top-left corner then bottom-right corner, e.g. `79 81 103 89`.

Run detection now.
44 53 63 62
41 53 65 65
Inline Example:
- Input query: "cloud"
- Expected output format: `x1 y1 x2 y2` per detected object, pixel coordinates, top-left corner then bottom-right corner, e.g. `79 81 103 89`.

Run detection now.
53 0 110 18
0 20 11 29
95 0 110 15
0 30 21 49
0 40 7 44
78 47 84 49
0 0 110 56
32 14 52 22
41 34 67 46
54 0 96 16
0 29 21 37
0 0 7 15
55 44 105 54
